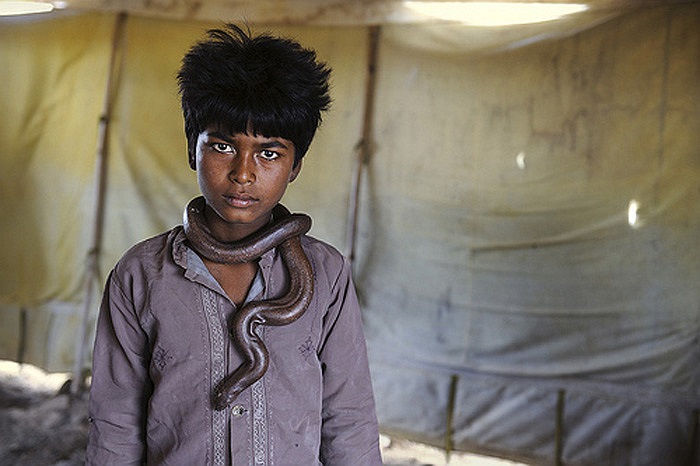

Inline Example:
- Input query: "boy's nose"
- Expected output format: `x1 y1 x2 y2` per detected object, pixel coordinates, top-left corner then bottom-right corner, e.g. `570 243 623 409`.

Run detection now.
229 154 255 184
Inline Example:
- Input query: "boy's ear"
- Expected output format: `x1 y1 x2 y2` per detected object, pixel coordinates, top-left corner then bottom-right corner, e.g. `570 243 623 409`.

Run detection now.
188 146 197 170
289 160 302 182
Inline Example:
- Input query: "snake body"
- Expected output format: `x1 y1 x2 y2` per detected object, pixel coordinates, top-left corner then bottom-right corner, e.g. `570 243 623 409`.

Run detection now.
183 196 314 411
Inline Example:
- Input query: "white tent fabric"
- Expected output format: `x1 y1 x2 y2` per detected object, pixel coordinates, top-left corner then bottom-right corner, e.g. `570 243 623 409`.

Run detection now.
0 5 699 465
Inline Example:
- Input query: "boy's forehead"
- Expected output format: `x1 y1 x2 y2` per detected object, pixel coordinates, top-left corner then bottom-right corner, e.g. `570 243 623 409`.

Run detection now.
204 120 284 139
203 126 280 138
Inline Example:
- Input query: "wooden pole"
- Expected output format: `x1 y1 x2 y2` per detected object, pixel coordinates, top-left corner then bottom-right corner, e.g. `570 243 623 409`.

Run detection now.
445 374 459 460
690 409 699 465
555 389 566 466
70 12 127 395
346 25 381 264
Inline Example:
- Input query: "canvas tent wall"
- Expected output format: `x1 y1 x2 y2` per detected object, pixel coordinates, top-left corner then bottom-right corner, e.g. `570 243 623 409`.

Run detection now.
1 3 699 465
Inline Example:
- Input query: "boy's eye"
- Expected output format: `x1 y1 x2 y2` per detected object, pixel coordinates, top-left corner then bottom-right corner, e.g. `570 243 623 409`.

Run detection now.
211 142 233 154
259 150 280 161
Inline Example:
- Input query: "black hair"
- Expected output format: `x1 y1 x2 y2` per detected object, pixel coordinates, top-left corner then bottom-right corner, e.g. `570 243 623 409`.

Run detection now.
177 24 332 169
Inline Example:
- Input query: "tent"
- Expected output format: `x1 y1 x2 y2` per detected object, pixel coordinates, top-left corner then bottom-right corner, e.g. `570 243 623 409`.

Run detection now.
1 1 699 464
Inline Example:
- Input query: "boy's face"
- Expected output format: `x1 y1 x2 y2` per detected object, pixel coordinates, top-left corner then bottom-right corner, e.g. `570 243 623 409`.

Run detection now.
195 127 301 242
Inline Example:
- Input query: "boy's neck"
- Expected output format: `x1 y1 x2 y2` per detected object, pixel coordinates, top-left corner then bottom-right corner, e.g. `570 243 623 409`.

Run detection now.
202 259 258 307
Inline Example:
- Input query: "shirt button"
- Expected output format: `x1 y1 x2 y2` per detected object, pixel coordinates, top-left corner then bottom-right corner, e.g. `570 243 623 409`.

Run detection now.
231 405 247 417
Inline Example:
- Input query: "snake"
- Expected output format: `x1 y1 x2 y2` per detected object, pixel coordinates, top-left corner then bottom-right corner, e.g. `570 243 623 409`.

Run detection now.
183 196 314 411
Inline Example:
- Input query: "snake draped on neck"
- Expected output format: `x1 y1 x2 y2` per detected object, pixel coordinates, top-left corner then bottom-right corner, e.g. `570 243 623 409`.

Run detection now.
183 196 315 411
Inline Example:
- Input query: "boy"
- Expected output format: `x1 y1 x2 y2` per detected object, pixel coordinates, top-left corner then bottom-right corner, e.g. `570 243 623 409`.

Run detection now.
86 24 382 465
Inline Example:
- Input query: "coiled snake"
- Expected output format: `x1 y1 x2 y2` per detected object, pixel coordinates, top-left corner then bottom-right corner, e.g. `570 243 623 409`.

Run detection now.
183 196 314 411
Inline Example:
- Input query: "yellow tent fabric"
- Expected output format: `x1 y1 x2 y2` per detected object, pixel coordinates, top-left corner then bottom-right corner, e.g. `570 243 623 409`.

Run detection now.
0 14 367 368
0 15 112 306
1 5 699 465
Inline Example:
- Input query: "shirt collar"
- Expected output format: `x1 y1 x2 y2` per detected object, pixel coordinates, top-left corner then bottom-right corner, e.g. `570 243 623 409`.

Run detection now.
172 226 276 303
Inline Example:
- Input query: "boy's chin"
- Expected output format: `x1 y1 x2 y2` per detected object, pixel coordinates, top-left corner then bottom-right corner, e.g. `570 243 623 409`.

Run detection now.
205 204 276 237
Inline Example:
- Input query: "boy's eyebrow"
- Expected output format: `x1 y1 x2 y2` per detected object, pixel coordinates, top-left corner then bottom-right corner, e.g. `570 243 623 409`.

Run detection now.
207 131 290 150
259 140 290 150
207 131 235 143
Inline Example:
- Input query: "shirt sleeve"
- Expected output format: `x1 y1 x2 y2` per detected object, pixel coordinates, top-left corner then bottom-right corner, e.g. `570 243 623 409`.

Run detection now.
85 269 152 465
318 257 383 466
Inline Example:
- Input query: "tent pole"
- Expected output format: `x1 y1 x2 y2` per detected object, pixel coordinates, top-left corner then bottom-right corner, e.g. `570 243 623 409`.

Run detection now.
346 25 381 264
70 12 128 395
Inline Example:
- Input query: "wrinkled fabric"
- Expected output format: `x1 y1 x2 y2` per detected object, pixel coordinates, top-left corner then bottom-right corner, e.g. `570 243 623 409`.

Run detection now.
86 226 381 466
2 7 700 465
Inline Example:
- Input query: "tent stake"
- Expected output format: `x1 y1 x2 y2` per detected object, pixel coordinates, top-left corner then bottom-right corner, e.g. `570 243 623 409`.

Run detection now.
555 389 566 466
346 25 380 264
445 374 459 460
17 307 27 364
690 409 699 464
70 12 127 395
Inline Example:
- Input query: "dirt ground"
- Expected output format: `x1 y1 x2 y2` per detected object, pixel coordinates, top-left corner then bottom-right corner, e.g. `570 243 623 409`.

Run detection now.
0 361 524 466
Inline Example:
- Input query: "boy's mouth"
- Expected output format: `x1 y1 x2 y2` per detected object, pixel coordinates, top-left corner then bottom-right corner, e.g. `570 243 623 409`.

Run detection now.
224 193 257 208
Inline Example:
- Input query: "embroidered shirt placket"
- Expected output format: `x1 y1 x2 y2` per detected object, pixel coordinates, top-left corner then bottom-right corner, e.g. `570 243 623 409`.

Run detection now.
251 257 273 466
251 359 269 465
202 288 228 466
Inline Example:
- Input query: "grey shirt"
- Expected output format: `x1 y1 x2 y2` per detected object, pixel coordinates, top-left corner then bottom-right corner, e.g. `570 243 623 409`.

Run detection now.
86 227 382 465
